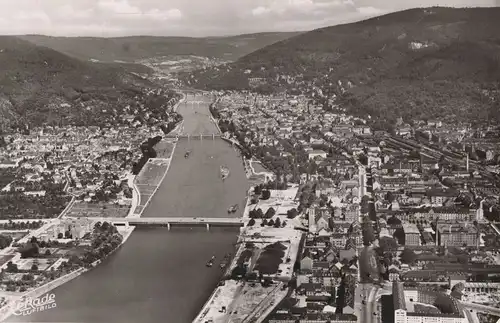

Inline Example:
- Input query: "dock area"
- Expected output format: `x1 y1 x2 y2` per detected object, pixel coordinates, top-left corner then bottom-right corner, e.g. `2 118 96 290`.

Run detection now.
192 186 302 323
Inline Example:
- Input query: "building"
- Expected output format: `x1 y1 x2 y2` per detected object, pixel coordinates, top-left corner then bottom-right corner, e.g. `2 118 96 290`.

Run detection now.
308 150 327 160
300 255 313 271
269 313 357 323
393 282 467 323
436 223 479 247
402 223 421 246
464 282 500 293
412 209 474 222
344 205 359 222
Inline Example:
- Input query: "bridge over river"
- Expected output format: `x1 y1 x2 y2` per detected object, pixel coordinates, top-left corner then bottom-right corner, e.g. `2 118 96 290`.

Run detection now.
70 216 244 230
164 133 222 140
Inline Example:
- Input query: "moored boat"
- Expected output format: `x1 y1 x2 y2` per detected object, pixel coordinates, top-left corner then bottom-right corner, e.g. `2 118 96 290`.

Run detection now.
206 255 216 267
220 165 230 180
227 204 239 213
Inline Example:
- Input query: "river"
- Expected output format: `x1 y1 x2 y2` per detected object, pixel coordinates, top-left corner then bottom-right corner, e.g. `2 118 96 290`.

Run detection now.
8 94 249 323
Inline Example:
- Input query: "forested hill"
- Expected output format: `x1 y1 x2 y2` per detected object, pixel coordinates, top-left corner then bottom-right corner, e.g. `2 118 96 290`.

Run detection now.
0 36 153 130
187 7 500 126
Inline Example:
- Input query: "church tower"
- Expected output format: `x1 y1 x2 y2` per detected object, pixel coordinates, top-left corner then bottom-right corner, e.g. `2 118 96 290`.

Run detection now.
476 199 484 222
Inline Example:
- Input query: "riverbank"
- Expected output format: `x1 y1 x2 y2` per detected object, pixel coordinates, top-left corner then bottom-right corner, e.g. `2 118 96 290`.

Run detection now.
127 92 186 218
132 142 178 217
0 225 135 322
193 183 303 323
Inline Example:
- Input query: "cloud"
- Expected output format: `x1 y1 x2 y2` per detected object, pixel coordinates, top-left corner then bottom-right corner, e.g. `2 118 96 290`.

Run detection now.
251 0 347 17
0 0 497 36
97 0 182 20
252 6 272 16
55 5 94 20
146 8 183 21
356 6 385 16
98 0 142 15
13 11 51 24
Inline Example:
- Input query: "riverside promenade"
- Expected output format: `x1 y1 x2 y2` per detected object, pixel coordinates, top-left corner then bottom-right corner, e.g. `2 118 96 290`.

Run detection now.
128 93 185 218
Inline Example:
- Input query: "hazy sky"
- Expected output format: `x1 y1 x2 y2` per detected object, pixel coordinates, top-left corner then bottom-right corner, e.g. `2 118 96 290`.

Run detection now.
0 0 497 37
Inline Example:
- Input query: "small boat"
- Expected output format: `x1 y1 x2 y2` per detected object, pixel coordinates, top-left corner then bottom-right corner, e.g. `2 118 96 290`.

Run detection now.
185 151 190 158
206 255 215 267
220 166 230 180
227 204 239 213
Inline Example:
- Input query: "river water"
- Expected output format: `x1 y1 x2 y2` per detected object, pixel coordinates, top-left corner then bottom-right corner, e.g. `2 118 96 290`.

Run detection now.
9 95 249 323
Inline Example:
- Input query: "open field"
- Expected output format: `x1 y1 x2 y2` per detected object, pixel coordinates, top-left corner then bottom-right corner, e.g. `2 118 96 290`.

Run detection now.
16 258 52 271
252 161 268 174
67 202 129 218
137 186 156 195
226 285 279 323
134 159 171 209
134 205 144 215
154 140 175 159
135 160 169 186
0 231 29 242
138 193 152 207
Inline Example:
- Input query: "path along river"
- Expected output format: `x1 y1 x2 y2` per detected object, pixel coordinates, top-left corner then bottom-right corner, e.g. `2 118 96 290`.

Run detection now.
9 94 250 323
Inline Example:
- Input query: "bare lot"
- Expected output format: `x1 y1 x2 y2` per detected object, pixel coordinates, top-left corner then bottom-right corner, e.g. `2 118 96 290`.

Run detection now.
67 202 129 218
154 140 175 159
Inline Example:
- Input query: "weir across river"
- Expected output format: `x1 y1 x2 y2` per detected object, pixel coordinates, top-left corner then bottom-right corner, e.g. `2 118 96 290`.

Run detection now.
164 133 221 140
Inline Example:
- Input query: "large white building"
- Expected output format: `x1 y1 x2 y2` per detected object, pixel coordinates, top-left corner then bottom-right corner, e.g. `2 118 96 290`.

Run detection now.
393 282 467 323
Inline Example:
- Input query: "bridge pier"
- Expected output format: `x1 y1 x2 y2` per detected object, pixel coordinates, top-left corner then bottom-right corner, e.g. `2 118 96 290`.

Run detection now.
167 223 170 230
200 133 203 141
212 133 215 140
206 223 210 231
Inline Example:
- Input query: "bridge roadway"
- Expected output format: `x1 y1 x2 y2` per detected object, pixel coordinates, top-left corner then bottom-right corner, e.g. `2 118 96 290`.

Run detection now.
69 216 244 230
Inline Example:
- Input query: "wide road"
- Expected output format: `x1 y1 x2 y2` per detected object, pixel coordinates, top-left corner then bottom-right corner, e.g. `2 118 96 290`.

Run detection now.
356 284 377 323
356 282 391 323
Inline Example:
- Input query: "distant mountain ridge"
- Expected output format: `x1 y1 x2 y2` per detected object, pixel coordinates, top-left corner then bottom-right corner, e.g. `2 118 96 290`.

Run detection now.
17 32 302 63
189 7 500 126
0 36 153 130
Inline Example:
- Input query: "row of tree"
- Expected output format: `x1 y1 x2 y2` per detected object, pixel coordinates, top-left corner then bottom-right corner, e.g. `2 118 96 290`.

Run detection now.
247 217 287 228
248 207 275 219
0 220 44 230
